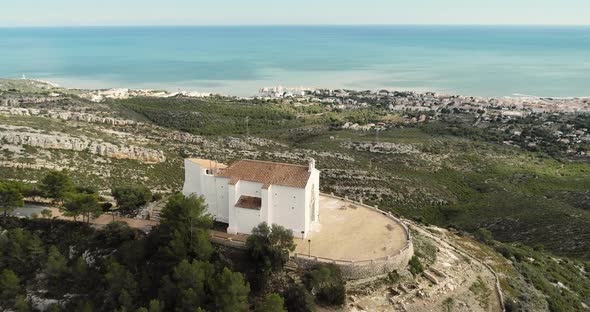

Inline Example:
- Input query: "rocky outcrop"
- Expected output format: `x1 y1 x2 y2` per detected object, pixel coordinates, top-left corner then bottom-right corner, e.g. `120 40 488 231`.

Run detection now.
0 160 64 171
244 137 288 148
49 111 136 125
169 131 207 144
0 127 165 163
0 96 63 106
0 106 137 125
341 141 420 154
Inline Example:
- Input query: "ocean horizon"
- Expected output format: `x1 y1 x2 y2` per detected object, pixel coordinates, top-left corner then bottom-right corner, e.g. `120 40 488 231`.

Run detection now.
1 25 589 97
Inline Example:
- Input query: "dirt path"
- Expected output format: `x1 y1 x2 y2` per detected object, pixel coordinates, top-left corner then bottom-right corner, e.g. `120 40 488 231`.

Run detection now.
44 207 158 229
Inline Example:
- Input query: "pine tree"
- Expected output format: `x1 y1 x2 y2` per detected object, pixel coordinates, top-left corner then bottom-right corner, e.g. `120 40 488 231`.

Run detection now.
0 181 24 217
0 269 21 307
255 293 286 312
211 268 250 312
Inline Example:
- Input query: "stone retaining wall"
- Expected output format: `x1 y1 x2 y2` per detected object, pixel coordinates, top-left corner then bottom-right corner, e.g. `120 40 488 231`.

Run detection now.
209 193 414 280
292 242 413 280
210 233 247 250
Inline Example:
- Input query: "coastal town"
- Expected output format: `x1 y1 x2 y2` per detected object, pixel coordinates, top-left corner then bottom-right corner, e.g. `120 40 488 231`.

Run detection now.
258 86 590 113
258 87 590 158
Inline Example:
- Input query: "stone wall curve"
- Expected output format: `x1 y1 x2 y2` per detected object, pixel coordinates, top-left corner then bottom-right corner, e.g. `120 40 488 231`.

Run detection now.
291 193 414 280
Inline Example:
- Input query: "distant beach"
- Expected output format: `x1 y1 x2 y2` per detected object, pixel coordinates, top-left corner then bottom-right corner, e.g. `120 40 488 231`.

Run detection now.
1 25 589 97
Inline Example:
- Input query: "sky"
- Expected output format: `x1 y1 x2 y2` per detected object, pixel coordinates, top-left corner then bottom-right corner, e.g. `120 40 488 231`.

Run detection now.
1 0 589 27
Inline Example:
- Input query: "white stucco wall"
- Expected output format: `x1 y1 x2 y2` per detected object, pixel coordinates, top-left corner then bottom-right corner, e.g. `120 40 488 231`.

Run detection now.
182 159 202 196
225 183 235 234
183 159 320 239
303 168 320 233
182 160 230 222
272 185 307 238
231 180 265 235
213 177 230 222
261 186 272 225
236 180 263 198
234 207 262 235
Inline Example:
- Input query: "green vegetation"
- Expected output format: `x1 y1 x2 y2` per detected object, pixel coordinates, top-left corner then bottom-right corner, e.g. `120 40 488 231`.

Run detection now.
157 194 214 263
44 245 68 291
211 267 250 312
442 297 455 312
246 222 296 289
411 230 438 266
255 293 287 312
465 229 590 312
283 284 315 312
0 169 337 310
0 190 339 311
303 264 346 306
41 209 53 219
39 171 74 203
0 181 25 217
0 269 23 310
0 193 253 311
115 97 307 136
505 245 590 312
409 256 425 276
4 94 588 262
469 276 491 309
62 192 101 223
112 185 153 217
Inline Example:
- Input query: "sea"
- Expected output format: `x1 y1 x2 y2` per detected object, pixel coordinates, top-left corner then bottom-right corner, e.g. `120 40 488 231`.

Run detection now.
1 25 589 97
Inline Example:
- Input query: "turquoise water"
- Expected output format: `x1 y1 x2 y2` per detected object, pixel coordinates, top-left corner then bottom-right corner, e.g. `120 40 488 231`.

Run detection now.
1 26 589 97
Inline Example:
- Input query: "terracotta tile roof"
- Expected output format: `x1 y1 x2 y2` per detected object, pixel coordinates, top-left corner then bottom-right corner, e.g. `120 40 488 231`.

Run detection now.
235 195 262 210
216 159 311 189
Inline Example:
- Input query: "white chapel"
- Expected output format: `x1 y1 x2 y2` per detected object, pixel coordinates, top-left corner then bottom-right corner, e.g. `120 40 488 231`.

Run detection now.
182 158 320 238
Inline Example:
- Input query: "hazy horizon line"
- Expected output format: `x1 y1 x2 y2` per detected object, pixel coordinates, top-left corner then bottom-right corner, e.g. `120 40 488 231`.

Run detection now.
1 23 590 29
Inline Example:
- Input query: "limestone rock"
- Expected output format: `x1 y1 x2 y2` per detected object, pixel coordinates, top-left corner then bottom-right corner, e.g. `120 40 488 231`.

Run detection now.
0 127 165 163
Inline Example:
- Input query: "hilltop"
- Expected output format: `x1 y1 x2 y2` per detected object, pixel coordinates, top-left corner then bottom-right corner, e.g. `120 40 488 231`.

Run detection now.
1 80 589 311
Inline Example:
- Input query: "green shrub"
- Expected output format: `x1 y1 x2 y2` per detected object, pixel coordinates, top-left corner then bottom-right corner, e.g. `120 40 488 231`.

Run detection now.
387 270 400 284
303 264 345 306
246 222 296 289
283 284 315 312
112 185 152 217
152 193 163 202
474 228 494 245
409 256 424 276
533 243 545 252
255 293 286 312
442 297 454 312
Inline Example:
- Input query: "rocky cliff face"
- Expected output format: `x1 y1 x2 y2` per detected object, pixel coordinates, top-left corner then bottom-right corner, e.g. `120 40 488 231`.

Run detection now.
0 95 63 106
341 141 420 154
0 126 165 163
0 106 136 126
